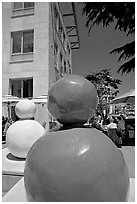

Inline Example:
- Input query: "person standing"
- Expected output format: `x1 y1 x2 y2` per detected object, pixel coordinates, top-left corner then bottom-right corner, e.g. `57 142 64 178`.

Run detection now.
117 115 125 132
106 117 122 148
106 117 117 129
117 115 125 140
3 118 14 140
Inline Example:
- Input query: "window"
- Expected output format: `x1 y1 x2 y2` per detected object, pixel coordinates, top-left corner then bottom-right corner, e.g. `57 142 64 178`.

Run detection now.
54 42 58 68
12 2 34 17
54 43 58 56
23 31 33 53
60 53 63 76
10 78 33 98
24 2 34 8
64 60 67 73
13 2 34 10
12 30 33 54
55 67 60 81
62 31 66 46
67 43 71 55
13 2 23 10
68 61 72 74
11 30 34 62
58 19 63 39
60 52 63 64
54 6 59 31
69 69 72 74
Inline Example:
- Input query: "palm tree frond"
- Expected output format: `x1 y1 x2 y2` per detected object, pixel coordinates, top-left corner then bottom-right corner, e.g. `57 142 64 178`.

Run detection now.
110 41 135 61
117 57 135 74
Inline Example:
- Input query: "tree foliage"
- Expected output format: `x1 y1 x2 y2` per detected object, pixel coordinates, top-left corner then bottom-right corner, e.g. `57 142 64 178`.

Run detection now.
86 69 121 118
82 2 135 74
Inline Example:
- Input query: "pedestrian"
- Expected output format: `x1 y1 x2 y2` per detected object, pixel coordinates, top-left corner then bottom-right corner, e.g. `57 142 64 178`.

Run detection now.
106 116 117 129
42 121 47 129
117 115 125 141
2 116 6 133
91 116 103 131
96 114 103 128
3 118 14 139
106 117 122 148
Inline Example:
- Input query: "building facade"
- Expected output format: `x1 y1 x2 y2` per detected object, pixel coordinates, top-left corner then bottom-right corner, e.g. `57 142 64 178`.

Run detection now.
2 2 80 126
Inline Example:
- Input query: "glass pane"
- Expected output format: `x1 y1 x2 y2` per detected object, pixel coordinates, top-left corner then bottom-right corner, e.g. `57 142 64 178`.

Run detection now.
54 6 58 18
60 53 62 62
64 61 67 73
13 2 23 9
11 80 21 97
24 2 34 8
69 69 72 74
23 79 33 98
54 43 58 55
23 31 33 53
55 67 59 81
12 32 22 53
60 66 63 74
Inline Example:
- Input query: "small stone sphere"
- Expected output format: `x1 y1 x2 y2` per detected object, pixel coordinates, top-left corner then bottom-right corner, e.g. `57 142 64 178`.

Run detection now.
47 75 98 124
6 120 45 158
15 99 36 119
24 128 129 202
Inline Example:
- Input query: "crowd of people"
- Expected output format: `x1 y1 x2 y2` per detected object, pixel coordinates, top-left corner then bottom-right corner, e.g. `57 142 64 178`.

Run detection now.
88 114 126 148
2 116 14 142
2 112 130 148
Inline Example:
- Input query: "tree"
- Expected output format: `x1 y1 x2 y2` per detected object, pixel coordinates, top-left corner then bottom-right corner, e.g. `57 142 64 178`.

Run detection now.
82 2 135 74
85 69 121 119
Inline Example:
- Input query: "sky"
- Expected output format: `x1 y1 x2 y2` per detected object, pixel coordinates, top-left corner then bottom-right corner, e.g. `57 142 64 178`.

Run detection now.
72 3 135 96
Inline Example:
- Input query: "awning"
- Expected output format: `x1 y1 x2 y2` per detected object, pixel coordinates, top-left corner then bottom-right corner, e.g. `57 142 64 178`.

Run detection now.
59 2 80 49
111 89 135 104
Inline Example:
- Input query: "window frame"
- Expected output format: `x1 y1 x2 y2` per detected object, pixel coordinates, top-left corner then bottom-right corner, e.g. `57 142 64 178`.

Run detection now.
13 2 34 11
64 60 67 73
12 2 34 17
10 30 34 63
9 78 33 98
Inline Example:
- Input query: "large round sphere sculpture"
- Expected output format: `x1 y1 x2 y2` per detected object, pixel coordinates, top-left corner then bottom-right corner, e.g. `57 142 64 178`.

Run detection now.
6 120 45 158
15 99 36 119
47 75 98 124
24 75 129 202
24 128 129 202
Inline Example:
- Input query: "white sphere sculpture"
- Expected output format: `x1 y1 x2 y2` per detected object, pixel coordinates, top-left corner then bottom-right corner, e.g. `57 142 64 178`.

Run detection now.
6 120 46 158
15 99 36 119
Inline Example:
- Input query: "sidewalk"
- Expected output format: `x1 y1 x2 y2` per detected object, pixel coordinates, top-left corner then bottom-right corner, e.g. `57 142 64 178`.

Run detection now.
120 146 135 178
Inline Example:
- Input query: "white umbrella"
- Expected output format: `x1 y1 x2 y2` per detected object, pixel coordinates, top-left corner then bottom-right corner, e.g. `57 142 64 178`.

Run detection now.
2 95 23 103
112 89 135 104
31 94 48 104
2 95 24 118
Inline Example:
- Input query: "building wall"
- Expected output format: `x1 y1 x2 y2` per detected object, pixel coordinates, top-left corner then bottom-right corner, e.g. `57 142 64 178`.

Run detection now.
48 2 72 88
2 2 74 127
2 2 50 97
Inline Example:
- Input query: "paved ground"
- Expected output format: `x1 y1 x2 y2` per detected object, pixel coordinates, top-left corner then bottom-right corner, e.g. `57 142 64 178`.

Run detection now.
120 146 135 178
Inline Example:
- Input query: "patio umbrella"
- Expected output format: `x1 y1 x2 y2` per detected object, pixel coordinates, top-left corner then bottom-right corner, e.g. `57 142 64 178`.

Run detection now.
2 95 23 118
31 94 48 104
2 95 23 103
111 89 135 104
